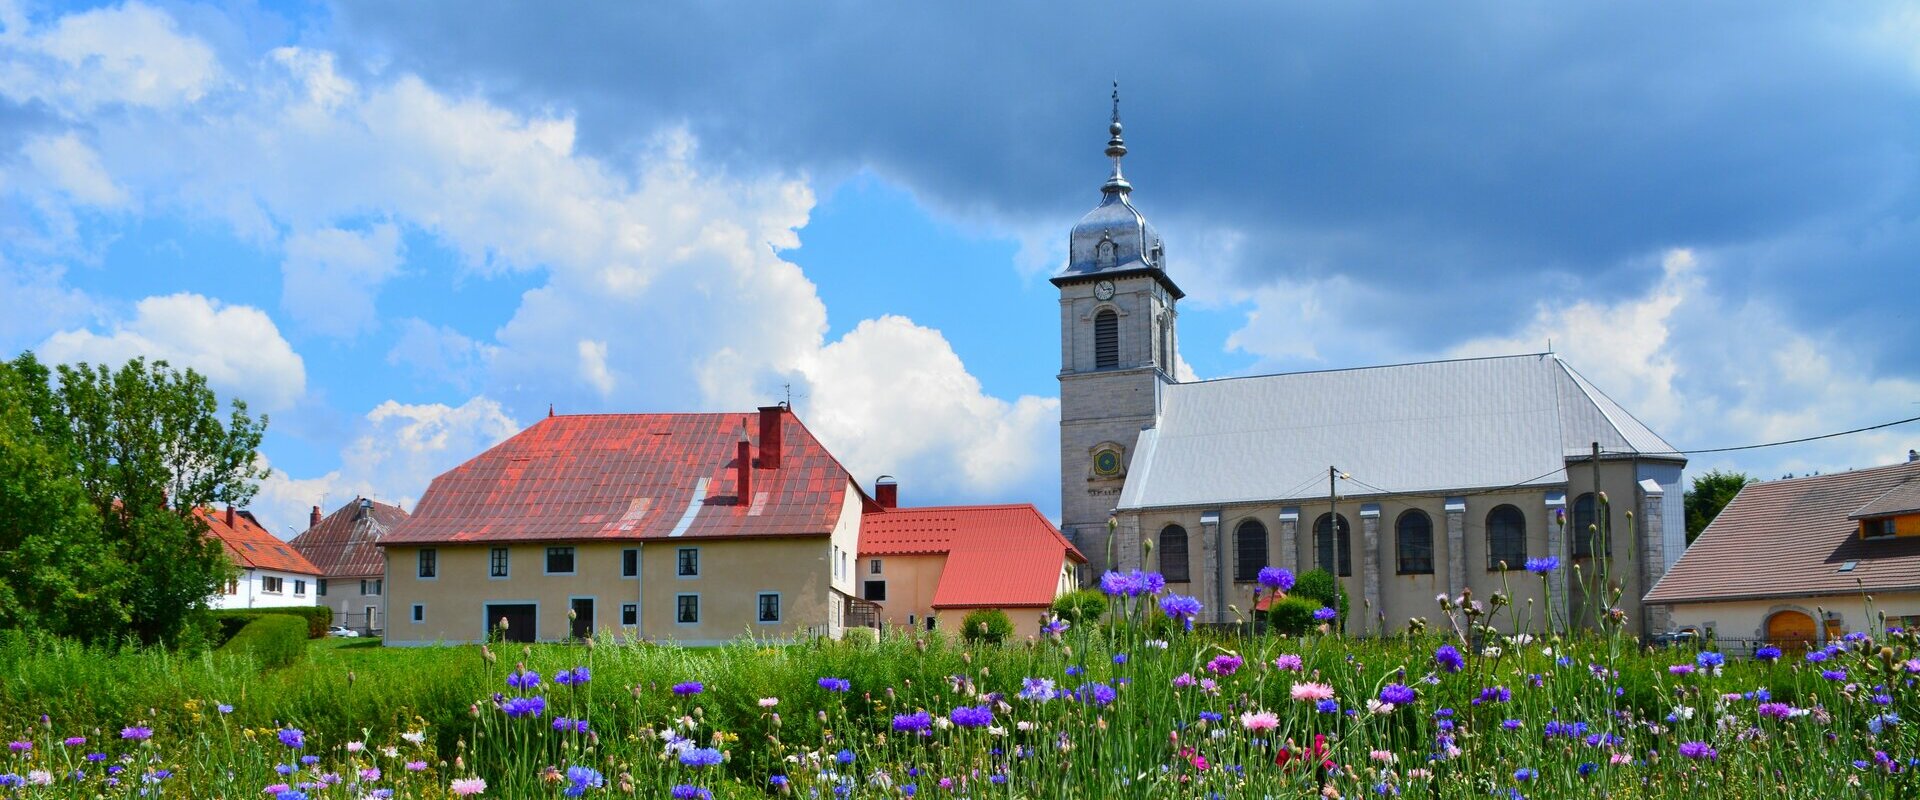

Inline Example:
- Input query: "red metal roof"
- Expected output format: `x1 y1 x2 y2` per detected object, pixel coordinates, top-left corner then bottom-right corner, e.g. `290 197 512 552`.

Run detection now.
291 498 409 578
382 410 854 545
198 508 321 576
1646 460 1920 604
860 504 1085 609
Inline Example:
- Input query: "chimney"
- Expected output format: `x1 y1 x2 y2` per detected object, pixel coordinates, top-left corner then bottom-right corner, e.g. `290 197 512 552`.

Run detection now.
310 505 322 528
736 425 753 504
224 505 235 526
757 406 785 469
875 476 898 510
1910 449 1918 463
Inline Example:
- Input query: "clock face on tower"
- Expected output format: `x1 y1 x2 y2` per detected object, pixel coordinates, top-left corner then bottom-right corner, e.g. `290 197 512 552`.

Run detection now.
1094 280 1116 301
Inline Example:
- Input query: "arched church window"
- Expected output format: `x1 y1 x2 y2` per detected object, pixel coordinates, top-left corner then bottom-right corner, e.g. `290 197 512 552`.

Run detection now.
1160 525 1190 583
1572 493 1603 557
1396 510 1433 574
1486 504 1527 570
1233 520 1267 582
1315 513 1351 577
1093 310 1119 369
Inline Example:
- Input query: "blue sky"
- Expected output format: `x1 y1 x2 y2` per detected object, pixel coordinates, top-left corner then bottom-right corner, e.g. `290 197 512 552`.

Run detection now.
3 1 1918 535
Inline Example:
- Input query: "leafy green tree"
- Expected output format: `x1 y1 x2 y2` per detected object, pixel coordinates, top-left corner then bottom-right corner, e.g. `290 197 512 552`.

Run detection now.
1049 589 1109 627
1684 470 1752 545
1292 568 1349 624
0 353 269 645
960 609 1015 645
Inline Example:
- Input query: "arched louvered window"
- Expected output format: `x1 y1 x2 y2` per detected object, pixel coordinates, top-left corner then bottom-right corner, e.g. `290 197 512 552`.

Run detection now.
1396 510 1434 574
1160 318 1174 373
1160 525 1190 583
1487 504 1527 570
1093 309 1119 369
1314 513 1352 577
1572 493 1603 557
1233 520 1267 582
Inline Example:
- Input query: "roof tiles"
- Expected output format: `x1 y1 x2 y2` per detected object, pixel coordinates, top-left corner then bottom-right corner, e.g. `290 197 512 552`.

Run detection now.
291 499 408 578
861 504 1085 609
199 508 321 576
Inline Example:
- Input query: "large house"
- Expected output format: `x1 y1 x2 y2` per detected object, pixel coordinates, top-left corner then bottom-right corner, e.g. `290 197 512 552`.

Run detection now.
1053 102 1686 637
379 406 869 646
291 497 409 633
201 507 322 610
858 484 1085 639
1646 453 1920 650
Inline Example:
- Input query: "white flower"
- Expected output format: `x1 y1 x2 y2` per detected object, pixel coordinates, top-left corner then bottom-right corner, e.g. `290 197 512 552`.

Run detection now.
1367 699 1396 715
401 731 426 745
1017 721 1038 731
346 741 365 753
1481 646 1503 658
1673 705 1696 721
987 726 1007 737
933 716 953 730
1511 634 1534 646
1541 647 1554 657
381 746 399 759
27 771 52 786
1146 639 1170 650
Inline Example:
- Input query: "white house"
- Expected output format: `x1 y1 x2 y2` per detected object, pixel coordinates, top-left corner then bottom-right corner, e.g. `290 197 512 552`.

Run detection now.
200 507 324 610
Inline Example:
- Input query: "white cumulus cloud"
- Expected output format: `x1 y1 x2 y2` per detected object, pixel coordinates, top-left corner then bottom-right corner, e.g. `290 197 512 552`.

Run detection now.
0 0 223 112
37 292 306 411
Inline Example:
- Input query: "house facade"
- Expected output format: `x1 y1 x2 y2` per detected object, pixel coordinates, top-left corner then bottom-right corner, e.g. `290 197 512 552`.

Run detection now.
202 507 322 610
858 489 1085 640
1054 103 1686 638
379 406 869 646
291 497 409 632
1646 454 1920 651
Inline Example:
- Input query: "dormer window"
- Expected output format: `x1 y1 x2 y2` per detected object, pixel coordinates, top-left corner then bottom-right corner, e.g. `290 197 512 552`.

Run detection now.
1095 235 1117 269
1865 518 1898 540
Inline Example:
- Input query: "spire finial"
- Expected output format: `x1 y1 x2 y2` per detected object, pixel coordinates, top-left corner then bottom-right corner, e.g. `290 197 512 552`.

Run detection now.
1102 81 1130 193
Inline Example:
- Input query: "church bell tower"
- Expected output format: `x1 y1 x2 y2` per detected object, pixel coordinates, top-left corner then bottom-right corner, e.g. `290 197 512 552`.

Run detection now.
1053 87 1184 580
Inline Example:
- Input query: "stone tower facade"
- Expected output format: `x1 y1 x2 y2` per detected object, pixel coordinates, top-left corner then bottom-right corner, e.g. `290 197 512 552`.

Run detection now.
1052 94 1183 580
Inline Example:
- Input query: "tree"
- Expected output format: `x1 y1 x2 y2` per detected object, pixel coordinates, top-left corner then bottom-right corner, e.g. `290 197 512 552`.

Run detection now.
1684 470 1752 545
0 353 268 645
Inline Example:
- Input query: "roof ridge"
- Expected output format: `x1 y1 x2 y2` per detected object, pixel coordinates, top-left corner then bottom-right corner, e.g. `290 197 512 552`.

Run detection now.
1553 358 1679 455
1749 459 1920 487
1175 351 1557 386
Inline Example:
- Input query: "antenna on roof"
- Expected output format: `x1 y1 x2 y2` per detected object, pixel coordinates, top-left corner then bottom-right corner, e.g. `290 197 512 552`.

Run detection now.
548 404 554 418
782 382 807 411
1547 338 1553 354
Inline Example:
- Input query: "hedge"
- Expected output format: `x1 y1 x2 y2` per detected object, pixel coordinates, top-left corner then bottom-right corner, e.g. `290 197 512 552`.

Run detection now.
215 615 309 670
208 607 333 641
960 609 1014 645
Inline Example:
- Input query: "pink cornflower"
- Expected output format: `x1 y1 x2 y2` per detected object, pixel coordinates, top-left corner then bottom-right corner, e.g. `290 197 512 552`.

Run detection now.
1239 710 1279 732
1290 682 1335 702
406 760 428 771
758 697 779 708
450 777 487 796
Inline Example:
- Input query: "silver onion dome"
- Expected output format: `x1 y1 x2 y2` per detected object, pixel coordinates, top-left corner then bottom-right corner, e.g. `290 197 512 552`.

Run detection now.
1064 84 1164 278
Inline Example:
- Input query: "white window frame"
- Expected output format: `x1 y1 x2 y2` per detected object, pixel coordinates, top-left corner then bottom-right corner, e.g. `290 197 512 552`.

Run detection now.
676 547 700 579
544 546 577 576
294 579 307 596
411 603 425 624
262 576 283 594
489 547 511 580
621 603 638 627
621 547 641 579
869 558 882 575
675 593 700 626
756 591 782 625
417 548 438 580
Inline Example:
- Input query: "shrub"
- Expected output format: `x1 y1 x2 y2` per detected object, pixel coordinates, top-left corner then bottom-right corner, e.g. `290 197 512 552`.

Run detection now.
1050 590 1109 626
960 609 1014 645
1266 596 1324 636
842 627 878 647
207 607 333 641
1292 569 1350 624
215 614 308 670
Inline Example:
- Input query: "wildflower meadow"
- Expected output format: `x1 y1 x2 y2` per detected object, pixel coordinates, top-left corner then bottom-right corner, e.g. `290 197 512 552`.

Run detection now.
2 568 1917 799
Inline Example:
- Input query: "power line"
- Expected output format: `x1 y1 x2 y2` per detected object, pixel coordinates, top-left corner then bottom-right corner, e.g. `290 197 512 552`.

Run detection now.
1641 414 1920 456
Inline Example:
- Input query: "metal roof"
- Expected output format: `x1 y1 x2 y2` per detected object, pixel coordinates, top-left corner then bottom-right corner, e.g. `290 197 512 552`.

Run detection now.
860 504 1085 608
199 507 322 576
1117 353 1681 511
291 498 409 578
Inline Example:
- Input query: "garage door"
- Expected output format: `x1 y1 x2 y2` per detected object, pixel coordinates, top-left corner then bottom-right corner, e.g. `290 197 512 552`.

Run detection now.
486 603 537 643
1766 610 1816 652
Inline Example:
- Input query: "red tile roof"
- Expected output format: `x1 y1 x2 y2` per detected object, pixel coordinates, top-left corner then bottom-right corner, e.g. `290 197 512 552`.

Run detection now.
1646 460 1920 604
382 410 855 545
198 508 321 576
291 498 409 578
861 504 1085 609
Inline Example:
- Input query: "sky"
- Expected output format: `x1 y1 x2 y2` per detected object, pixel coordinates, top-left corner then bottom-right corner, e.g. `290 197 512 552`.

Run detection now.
3 1 1918 538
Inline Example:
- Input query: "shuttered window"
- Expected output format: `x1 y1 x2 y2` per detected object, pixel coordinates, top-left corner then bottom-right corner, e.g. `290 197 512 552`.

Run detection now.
1160 525 1190 582
1233 520 1268 582
1094 309 1119 369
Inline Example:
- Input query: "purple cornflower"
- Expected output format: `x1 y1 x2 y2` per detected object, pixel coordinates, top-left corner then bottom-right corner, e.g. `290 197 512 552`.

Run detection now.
502 696 547 718
1076 682 1118 706
1543 720 1586 739
5 742 27 753
679 748 724 768
553 666 590 686
1160 594 1203 630
1312 606 1338 622
1669 664 1695 676
1677 741 1717 760
506 669 541 690
1757 702 1794 719
62 737 84 747
1434 644 1465 673
671 786 713 800
1205 654 1243 676
1379 684 1417 706
278 728 305 749
672 682 705 696
1257 566 1295 592
120 727 152 741
892 711 933 733
1514 768 1538 781
1822 669 1848 681
950 706 993 727
1475 686 1512 705
1524 557 1559 575
817 677 851 692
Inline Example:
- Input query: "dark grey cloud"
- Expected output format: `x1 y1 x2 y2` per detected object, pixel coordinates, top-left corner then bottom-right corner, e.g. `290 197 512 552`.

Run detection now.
328 1 1920 364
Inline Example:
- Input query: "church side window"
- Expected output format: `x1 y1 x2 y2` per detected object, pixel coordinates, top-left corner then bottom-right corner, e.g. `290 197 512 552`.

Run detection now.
1093 310 1119 369
1233 520 1267 582
1159 317 1173 373
1315 514 1352 577
1396 510 1434 575
1486 504 1527 570
1572 493 1603 557
1160 525 1190 582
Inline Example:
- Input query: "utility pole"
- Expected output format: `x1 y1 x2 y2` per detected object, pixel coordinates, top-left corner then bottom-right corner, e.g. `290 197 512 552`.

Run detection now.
1330 465 1341 577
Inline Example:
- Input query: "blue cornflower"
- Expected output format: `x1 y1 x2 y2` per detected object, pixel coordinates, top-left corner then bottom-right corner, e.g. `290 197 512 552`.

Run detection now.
679 748 724 768
1257 566 1295 592
1696 652 1725 670
554 666 590 686
277 728 305 749
1018 677 1056 701
1160 594 1204 630
670 786 712 800
1077 682 1117 706
672 681 704 696
1313 606 1338 622
1315 699 1340 714
564 766 604 797
951 705 993 727
1379 684 1417 706
507 669 541 690
276 791 308 800
1755 645 1782 661
1434 644 1465 673
892 711 933 733
1198 711 1223 722
1514 768 1538 781
1524 557 1559 575
817 677 851 692
1113 653 1129 665
835 749 855 765
502 696 547 718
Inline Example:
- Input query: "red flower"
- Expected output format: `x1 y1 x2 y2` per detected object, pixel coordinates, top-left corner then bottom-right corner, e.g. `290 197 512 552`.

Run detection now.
1274 734 1335 773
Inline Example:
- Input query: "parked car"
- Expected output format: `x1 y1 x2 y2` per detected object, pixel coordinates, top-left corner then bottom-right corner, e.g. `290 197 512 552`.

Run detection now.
1647 630 1697 649
327 626 361 638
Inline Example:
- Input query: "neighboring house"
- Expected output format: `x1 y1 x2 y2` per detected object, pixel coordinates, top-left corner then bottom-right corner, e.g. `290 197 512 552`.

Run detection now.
858 484 1086 640
1051 108 1687 638
1646 453 1920 650
379 406 870 646
202 507 322 610
291 497 409 633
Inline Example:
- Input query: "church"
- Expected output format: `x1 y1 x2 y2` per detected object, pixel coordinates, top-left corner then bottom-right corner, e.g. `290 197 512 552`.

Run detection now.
1052 102 1688 638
